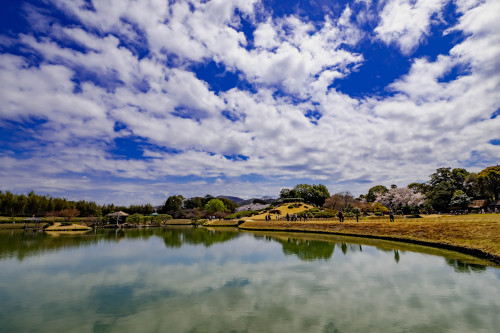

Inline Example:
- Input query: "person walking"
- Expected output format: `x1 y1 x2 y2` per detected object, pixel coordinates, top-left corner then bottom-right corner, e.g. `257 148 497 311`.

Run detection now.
389 210 394 222
338 210 344 222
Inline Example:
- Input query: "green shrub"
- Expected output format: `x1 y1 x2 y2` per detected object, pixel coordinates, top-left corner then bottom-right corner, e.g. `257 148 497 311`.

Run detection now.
191 217 207 225
60 222 72 226
407 214 423 218
288 204 294 209
127 214 144 224
315 211 336 218
226 210 259 219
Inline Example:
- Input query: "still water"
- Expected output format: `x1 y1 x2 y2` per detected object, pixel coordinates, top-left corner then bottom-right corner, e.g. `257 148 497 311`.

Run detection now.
0 227 499 333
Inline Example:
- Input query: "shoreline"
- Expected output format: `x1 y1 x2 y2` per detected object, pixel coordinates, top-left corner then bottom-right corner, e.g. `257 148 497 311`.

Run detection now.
238 220 500 265
2 216 499 265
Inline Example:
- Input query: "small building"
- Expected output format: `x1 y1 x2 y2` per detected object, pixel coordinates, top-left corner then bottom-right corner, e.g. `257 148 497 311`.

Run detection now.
468 200 489 212
108 211 129 225
24 217 42 229
488 200 500 212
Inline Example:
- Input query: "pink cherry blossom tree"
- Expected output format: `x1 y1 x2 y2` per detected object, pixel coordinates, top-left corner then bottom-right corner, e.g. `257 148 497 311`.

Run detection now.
376 187 426 210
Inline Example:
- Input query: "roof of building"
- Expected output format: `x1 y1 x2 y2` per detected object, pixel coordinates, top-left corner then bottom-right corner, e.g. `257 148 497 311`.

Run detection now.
107 211 129 217
468 200 488 208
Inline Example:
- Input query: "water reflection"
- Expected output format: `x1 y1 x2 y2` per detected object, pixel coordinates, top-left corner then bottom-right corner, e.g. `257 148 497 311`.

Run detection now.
0 228 496 273
0 227 240 261
162 226 240 248
280 238 335 261
0 228 499 333
249 231 495 270
445 259 487 273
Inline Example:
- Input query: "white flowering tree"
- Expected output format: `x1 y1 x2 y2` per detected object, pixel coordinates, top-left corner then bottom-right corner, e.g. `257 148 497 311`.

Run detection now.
376 187 426 212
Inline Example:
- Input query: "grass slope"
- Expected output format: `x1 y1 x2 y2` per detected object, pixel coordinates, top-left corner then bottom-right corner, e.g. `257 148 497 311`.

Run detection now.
242 203 312 220
45 222 92 231
239 214 500 264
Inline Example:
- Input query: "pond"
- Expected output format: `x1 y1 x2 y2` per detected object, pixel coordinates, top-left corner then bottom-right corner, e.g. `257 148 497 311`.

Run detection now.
0 227 499 332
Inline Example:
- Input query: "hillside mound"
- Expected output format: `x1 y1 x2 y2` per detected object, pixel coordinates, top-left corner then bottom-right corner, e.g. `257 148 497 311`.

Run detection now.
244 202 311 220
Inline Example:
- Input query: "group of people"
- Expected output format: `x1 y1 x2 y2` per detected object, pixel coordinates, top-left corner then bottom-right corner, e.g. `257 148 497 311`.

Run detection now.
265 214 279 221
265 212 311 222
285 213 308 221
337 210 361 222
265 209 398 223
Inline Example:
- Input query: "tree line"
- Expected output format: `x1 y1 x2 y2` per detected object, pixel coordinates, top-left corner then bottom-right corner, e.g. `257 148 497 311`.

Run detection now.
1 165 498 218
0 190 156 218
303 165 500 215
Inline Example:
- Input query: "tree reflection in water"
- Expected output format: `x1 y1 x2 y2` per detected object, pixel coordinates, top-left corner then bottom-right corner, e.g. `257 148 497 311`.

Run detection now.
162 227 240 248
252 232 493 273
0 228 493 274
445 259 486 273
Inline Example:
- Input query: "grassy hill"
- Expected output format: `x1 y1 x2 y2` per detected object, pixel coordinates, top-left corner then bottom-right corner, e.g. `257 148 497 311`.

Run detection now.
242 202 312 220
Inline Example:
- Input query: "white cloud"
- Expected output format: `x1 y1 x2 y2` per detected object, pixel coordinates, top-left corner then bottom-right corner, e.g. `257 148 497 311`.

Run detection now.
375 0 449 54
0 0 499 203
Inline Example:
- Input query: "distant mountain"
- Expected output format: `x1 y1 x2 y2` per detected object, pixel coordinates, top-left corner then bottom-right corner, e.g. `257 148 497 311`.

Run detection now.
216 195 245 204
238 196 276 206
216 195 276 206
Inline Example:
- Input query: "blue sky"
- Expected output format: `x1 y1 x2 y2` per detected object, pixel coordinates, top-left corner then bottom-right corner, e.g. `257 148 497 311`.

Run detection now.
0 0 499 205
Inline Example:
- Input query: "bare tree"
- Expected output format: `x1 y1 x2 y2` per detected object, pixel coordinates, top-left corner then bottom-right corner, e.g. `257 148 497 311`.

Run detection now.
324 192 356 210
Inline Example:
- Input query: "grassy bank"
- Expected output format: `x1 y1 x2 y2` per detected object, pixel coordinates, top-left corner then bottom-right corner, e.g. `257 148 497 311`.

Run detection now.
239 214 500 264
0 220 90 230
163 219 194 225
0 223 26 229
45 222 92 231
204 219 240 227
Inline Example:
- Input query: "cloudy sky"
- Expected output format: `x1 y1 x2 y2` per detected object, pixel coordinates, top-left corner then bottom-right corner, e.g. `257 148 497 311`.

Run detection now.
0 0 499 205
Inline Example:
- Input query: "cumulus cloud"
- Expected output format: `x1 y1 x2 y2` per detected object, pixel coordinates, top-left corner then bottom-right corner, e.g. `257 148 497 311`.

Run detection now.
0 0 499 204
374 0 449 54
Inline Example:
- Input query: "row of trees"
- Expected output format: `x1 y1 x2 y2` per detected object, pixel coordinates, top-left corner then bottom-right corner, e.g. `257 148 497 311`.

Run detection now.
0 191 156 217
275 166 500 215
401 166 499 212
325 165 500 214
279 184 330 207
1 165 498 218
158 194 238 218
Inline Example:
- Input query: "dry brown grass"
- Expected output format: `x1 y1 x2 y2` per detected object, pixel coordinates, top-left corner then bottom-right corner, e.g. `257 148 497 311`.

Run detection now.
244 202 311 220
45 222 92 231
204 220 239 227
0 223 25 229
240 214 500 263
163 219 194 225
